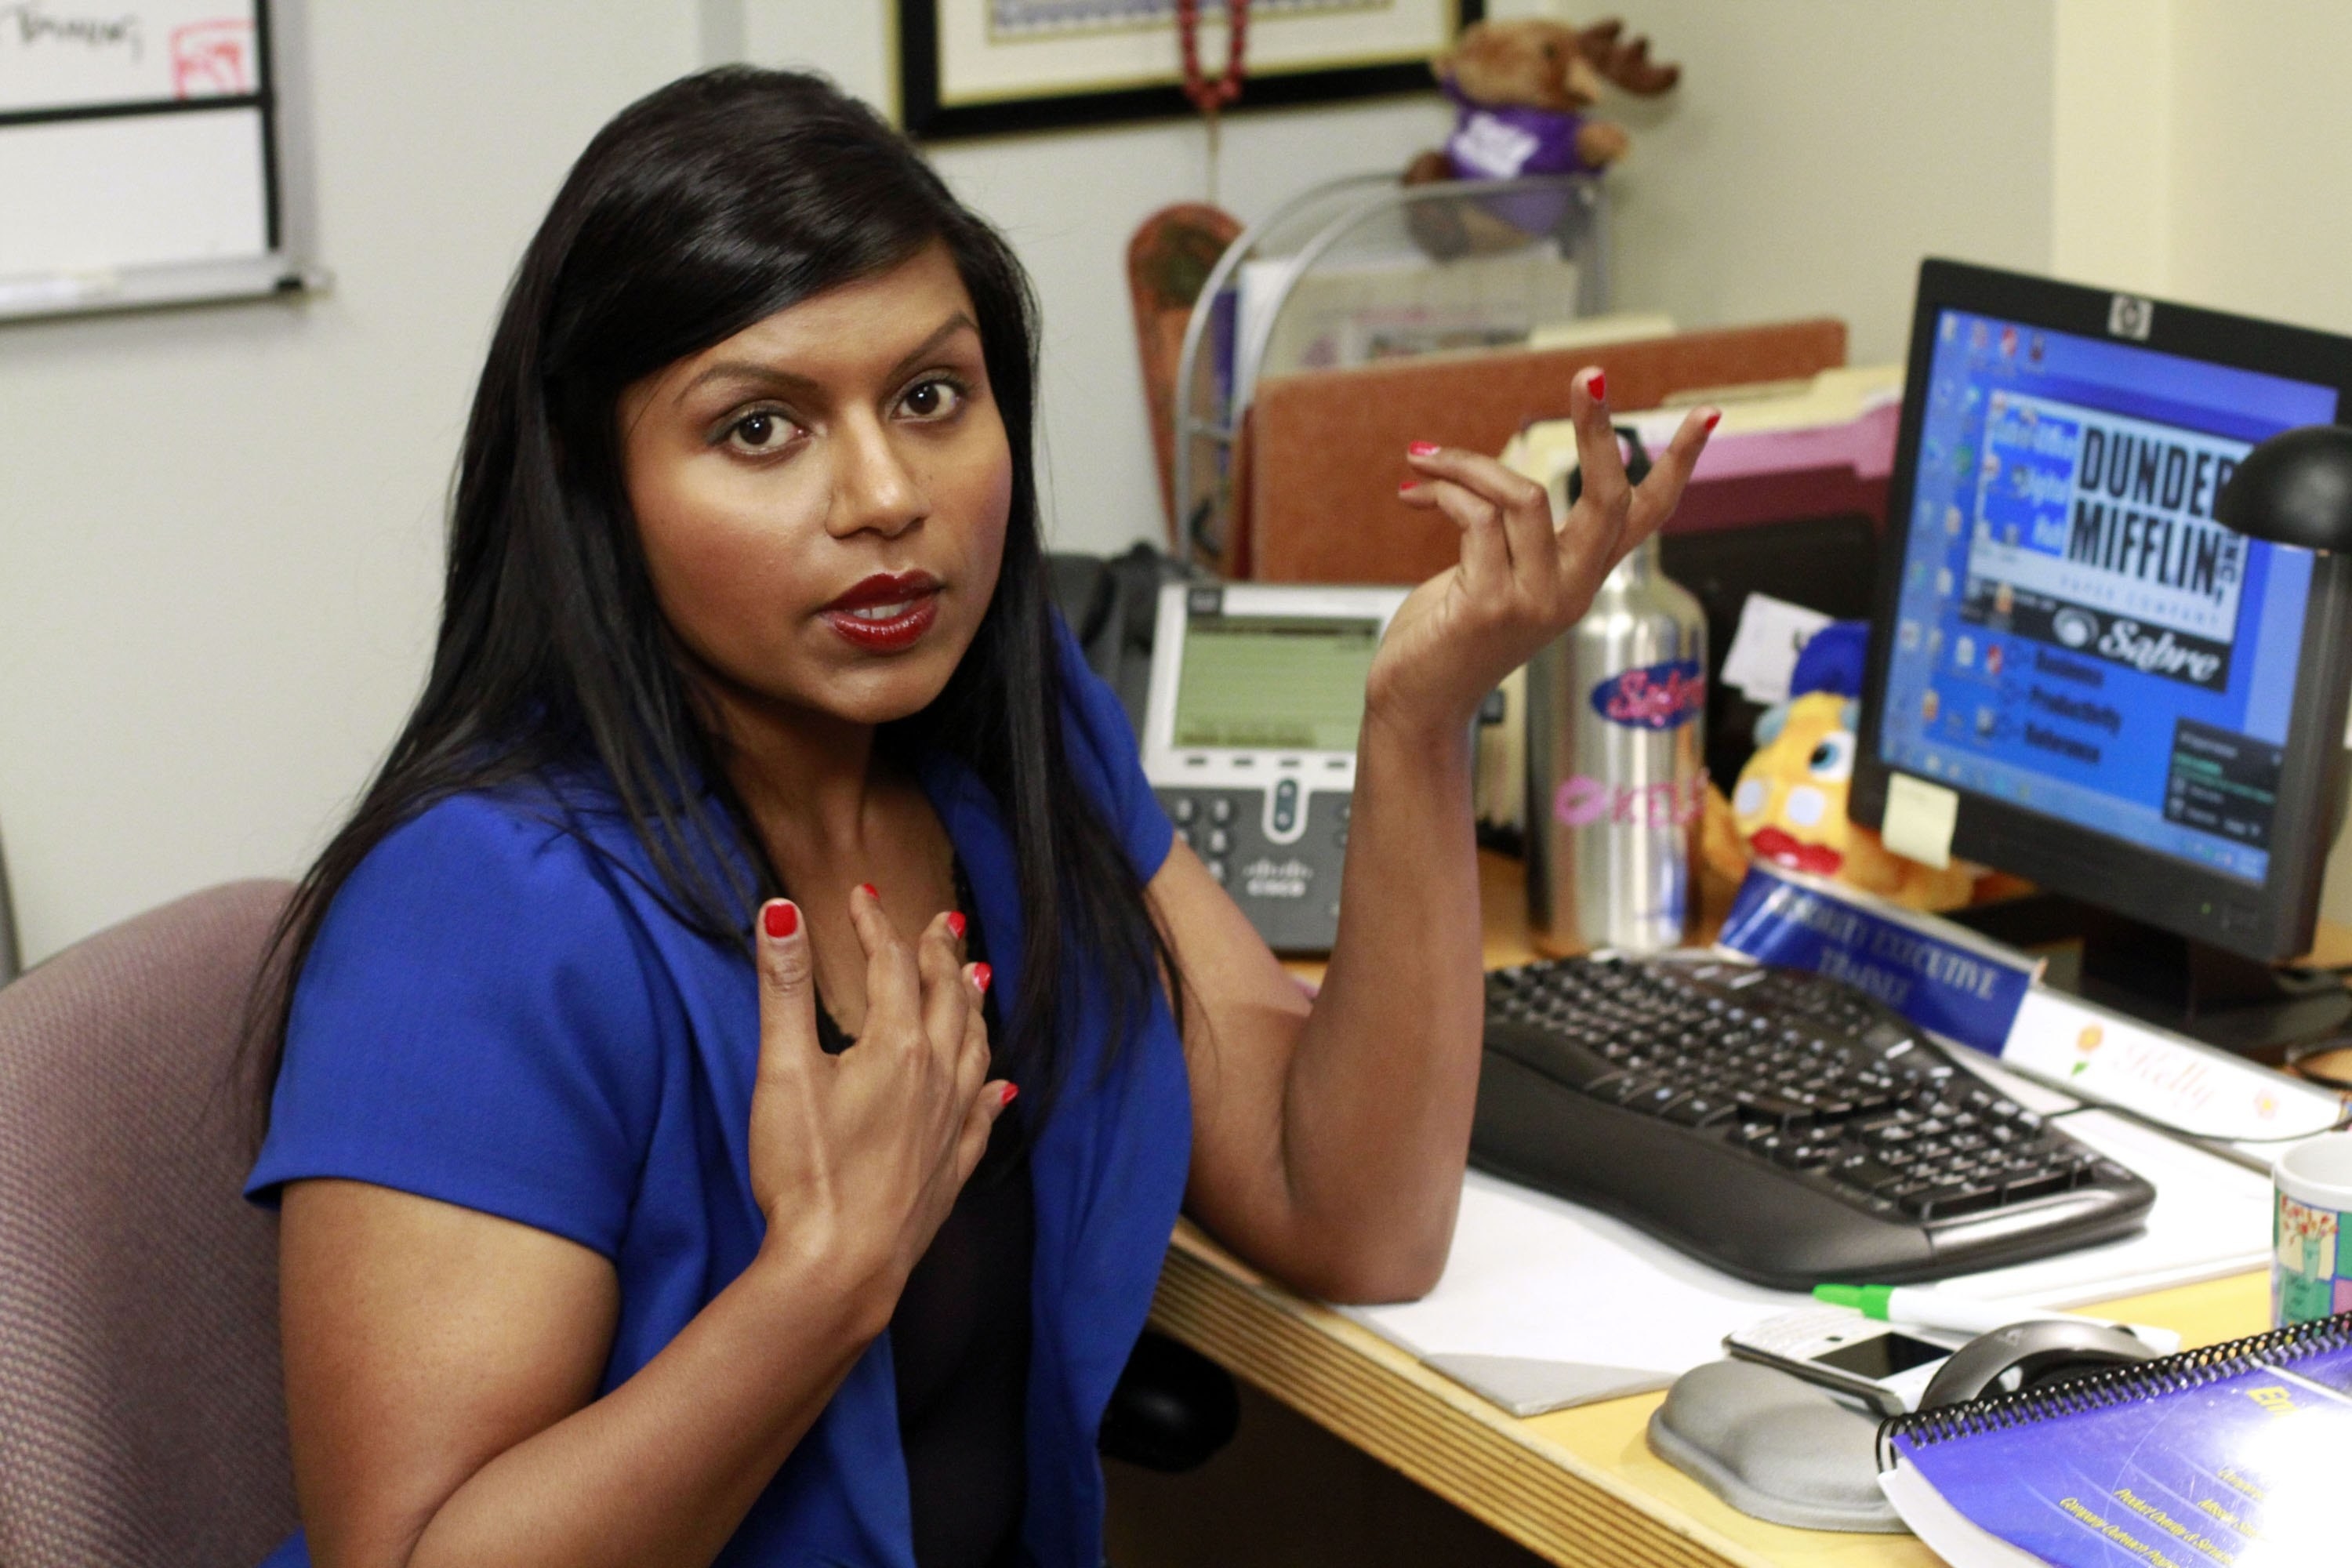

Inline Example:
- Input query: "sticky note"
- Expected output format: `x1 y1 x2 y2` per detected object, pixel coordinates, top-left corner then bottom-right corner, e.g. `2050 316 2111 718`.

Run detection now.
1882 773 1959 869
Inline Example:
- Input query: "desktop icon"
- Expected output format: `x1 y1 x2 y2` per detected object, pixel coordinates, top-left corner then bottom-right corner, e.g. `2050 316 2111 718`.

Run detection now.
1898 619 1922 651
1955 635 1976 669
2029 332 2047 363
1985 643 2005 676
2053 607 2096 648
1936 566 1955 598
1976 706 1996 737
2000 325 2019 358
1993 582 2015 617
1927 626 1944 660
1970 321 1988 351
1943 314 1958 343
1922 690 1940 724
1945 505 1964 535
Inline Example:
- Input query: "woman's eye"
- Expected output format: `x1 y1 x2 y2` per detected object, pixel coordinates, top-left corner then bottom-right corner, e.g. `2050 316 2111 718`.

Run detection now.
899 378 965 420
726 410 798 453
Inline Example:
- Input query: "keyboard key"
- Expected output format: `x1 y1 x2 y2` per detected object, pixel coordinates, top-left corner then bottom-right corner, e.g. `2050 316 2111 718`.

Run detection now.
1900 1181 2002 1219
1625 1083 1690 1117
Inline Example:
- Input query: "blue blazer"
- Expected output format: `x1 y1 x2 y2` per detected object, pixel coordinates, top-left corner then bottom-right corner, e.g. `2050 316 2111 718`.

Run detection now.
249 635 1190 1566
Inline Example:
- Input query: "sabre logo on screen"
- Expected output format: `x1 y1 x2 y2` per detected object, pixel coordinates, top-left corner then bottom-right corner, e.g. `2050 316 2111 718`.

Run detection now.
2108 293 2155 341
1589 660 1705 730
2053 607 2097 648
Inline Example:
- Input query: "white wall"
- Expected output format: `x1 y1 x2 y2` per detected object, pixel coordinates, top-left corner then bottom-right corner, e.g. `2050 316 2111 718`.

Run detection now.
2156 0 2352 923
0 2 699 964
1577 0 2056 365
5 0 2347 960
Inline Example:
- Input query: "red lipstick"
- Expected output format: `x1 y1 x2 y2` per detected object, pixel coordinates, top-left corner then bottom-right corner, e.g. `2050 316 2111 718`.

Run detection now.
821 572 941 653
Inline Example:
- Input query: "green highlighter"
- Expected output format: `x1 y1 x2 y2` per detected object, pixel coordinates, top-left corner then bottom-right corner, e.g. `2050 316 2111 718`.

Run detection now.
1813 1282 2180 1352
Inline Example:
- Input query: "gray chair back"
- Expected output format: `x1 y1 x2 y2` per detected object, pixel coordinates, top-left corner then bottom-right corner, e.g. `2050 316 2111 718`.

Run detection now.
0 880 299 1567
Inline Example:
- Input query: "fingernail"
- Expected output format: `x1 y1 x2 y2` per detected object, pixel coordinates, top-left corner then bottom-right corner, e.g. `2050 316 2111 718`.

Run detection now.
1702 408 1722 432
858 883 878 900
1000 1083 1019 1108
1398 478 1420 493
1588 370 1606 401
972 961 993 995
1407 441 1439 456
947 910 966 940
763 900 799 939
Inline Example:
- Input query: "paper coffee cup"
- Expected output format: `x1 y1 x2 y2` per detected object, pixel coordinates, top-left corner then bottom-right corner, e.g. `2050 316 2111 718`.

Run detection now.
2273 1133 2352 1326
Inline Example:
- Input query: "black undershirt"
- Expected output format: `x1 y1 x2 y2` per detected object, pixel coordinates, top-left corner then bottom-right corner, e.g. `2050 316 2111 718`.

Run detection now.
814 870 1031 1568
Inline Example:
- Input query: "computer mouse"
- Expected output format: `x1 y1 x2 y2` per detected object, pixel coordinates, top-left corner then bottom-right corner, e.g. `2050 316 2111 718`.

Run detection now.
1917 1319 2158 1409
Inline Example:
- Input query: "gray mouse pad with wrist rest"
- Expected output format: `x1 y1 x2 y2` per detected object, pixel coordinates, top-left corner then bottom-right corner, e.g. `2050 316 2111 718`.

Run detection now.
1646 1359 1907 1534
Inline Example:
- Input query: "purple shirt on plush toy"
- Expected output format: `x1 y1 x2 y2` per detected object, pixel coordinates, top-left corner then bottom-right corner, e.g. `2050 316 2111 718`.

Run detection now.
1441 82 1587 234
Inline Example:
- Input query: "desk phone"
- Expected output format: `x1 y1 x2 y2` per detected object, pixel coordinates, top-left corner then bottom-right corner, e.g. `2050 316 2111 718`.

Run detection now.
1141 582 1408 953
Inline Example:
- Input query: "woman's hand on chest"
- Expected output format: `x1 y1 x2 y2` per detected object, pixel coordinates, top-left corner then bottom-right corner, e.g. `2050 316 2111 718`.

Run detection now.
745 884 1014 1330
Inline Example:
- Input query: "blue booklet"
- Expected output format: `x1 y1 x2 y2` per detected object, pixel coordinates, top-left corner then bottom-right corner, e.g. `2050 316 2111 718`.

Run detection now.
1877 1314 2352 1566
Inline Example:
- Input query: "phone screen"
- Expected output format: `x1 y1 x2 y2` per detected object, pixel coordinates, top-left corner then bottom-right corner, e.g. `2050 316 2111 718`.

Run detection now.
1813 1330 1951 1380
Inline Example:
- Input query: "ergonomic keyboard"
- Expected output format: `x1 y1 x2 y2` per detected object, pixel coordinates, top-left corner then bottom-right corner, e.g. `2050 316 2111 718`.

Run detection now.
1470 953 2156 1289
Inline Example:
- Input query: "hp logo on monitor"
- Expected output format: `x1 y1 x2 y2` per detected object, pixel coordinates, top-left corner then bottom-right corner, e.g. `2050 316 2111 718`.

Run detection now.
2107 293 2155 341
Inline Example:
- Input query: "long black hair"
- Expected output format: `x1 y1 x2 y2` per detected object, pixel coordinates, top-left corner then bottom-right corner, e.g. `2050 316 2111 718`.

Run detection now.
244 67 1178 1141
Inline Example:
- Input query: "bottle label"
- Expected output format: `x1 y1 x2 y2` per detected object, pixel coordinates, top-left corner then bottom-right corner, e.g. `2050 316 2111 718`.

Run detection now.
1552 771 1710 829
1588 659 1706 730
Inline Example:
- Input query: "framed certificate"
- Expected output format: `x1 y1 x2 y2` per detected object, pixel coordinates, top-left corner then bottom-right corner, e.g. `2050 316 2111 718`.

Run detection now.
898 0 1483 140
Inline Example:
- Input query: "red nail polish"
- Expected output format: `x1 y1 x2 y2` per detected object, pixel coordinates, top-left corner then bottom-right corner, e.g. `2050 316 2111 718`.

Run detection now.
1408 441 1440 456
858 883 878 900
972 961 993 995
763 901 798 938
1703 408 1722 432
947 911 967 940
1588 371 1607 402
1000 1083 1019 1108
1398 478 1420 493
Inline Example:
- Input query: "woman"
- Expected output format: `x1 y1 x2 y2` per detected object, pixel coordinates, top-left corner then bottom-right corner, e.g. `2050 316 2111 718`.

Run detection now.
245 67 1713 1568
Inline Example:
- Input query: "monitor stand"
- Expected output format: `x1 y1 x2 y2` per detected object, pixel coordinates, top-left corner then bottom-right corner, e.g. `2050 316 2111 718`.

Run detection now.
1947 895 2352 1065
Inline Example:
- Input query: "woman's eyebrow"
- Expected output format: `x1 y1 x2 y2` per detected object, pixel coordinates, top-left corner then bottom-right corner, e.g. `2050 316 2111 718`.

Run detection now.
674 314 981 406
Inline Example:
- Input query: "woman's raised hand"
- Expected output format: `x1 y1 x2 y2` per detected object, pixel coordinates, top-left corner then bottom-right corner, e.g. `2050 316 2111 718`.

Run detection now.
744 886 1011 1301
1370 368 1717 735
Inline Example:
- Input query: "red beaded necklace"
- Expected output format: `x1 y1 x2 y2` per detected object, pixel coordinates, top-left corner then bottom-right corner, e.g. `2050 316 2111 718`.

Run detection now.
1175 0 1250 117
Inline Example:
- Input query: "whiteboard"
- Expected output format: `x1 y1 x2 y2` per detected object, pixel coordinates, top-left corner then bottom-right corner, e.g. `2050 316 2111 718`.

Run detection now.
0 0 307 319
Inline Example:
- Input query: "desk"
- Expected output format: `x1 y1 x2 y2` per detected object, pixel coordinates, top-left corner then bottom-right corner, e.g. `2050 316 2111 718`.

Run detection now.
1127 855 2351 1568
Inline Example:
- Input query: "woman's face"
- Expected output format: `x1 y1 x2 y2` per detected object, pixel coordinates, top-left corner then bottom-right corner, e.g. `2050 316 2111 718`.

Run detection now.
618 241 1013 734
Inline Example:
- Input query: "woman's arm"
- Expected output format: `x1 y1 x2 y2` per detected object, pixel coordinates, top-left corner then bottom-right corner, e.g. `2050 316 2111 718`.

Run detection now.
1171 373 1715 1303
281 892 1010 1568
281 1180 876 1568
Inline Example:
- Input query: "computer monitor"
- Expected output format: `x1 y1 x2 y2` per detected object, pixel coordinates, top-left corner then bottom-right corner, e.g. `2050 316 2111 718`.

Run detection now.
1852 260 2352 988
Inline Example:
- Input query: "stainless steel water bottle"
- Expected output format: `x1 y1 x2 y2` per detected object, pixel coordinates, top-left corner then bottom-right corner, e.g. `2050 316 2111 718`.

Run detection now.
1524 534 1708 953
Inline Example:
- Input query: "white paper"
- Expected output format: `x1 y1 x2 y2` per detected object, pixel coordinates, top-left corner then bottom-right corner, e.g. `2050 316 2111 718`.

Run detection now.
1344 1171 1805 1389
1720 593 1834 705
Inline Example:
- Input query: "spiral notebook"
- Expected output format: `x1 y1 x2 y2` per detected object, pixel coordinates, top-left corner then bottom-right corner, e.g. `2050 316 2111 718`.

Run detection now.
1875 1314 2352 1566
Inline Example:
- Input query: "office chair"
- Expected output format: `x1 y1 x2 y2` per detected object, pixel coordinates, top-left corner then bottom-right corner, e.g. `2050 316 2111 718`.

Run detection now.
0 822 20 985
0 879 297 1568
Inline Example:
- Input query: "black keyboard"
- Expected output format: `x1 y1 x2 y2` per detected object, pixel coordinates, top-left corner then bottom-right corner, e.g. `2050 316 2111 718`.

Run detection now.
1470 953 2156 1289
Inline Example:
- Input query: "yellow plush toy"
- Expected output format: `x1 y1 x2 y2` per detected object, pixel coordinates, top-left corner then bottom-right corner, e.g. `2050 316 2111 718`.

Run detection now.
1701 622 1980 912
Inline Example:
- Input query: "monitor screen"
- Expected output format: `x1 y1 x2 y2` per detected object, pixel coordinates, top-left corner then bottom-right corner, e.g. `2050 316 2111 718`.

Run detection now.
1172 615 1382 752
1877 308 2340 887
